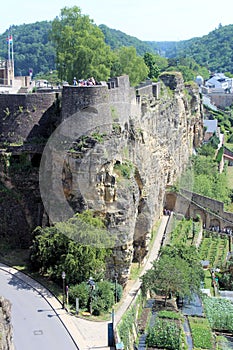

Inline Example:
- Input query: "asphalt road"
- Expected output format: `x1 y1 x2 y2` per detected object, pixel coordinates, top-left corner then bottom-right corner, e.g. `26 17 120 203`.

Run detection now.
0 268 78 350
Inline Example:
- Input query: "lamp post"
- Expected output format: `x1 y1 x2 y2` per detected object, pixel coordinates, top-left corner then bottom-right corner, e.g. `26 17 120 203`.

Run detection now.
87 277 95 314
62 271 66 309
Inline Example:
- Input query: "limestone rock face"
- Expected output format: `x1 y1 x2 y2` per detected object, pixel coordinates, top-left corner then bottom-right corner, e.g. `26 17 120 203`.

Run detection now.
0 297 14 350
59 75 203 284
0 75 203 285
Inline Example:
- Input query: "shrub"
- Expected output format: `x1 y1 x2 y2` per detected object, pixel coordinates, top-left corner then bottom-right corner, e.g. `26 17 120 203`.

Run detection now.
114 161 134 179
115 282 123 302
118 304 137 349
92 280 114 315
67 282 89 309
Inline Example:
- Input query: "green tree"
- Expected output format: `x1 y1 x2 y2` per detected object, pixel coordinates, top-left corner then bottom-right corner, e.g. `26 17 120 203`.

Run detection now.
0 21 55 76
189 151 231 203
35 70 60 86
153 54 168 72
50 6 113 83
141 244 203 305
111 46 149 86
167 56 209 82
162 24 233 74
143 52 160 79
99 24 153 55
30 210 110 284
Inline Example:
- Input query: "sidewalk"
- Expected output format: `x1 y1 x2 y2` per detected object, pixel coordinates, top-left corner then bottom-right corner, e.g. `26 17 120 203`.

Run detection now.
0 215 169 350
115 215 169 324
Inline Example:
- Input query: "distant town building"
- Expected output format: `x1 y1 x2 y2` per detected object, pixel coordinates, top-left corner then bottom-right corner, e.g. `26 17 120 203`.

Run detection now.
204 73 233 93
203 119 220 142
0 35 34 94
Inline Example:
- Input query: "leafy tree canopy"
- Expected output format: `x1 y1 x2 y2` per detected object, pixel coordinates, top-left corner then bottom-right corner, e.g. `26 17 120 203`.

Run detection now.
155 24 233 74
143 52 160 80
30 210 111 284
99 24 154 55
111 46 149 86
50 6 113 83
141 244 203 305
192 154 230 203
166 57 209 82
0 21 55 76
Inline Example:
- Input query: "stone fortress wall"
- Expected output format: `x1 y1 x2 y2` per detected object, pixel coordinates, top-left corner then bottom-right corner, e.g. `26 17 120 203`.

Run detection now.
0 74 203 283
206 92 233 109
57 74 203 282
166 189 233 230
0 93 59 144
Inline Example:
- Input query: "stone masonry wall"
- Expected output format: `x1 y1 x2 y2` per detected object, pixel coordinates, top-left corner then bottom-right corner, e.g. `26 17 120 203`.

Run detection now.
207 93 233 108
0 93 59 144
0 74 203 283
58 73 203 283
165 189 233 230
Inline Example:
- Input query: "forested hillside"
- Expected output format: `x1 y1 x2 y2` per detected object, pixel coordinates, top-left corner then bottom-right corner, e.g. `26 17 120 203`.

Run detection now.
0 21 154 77
0 21 55 76
154 24 233 74
1 19 233 77
99 24 154 55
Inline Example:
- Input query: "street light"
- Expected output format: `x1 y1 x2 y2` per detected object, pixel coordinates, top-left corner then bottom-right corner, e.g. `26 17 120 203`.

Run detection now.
62 271 66 309
87 277 95 314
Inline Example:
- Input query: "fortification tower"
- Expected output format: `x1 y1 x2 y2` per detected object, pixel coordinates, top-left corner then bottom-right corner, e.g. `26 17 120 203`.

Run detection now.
0 59 14 86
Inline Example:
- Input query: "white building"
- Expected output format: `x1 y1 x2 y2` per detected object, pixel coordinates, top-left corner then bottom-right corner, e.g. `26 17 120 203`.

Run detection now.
205 73 233 93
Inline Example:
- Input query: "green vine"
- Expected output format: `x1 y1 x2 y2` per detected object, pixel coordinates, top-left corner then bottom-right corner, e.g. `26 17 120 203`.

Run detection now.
3 107 10 117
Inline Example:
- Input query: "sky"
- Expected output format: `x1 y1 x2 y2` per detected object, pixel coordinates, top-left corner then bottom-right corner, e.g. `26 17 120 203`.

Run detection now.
1 0 233 41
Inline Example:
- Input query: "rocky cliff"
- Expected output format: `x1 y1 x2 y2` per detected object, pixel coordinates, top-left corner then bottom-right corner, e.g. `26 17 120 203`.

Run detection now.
0 297 14 350
42 73 202 283
0 74 203 284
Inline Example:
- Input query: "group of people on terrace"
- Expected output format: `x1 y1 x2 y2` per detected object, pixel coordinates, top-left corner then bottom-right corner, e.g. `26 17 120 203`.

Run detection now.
73 76 97 86
203 223 233 235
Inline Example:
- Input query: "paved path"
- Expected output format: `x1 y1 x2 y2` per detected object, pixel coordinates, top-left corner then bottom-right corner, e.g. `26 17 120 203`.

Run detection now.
0 215 169 350
115 215 169 325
